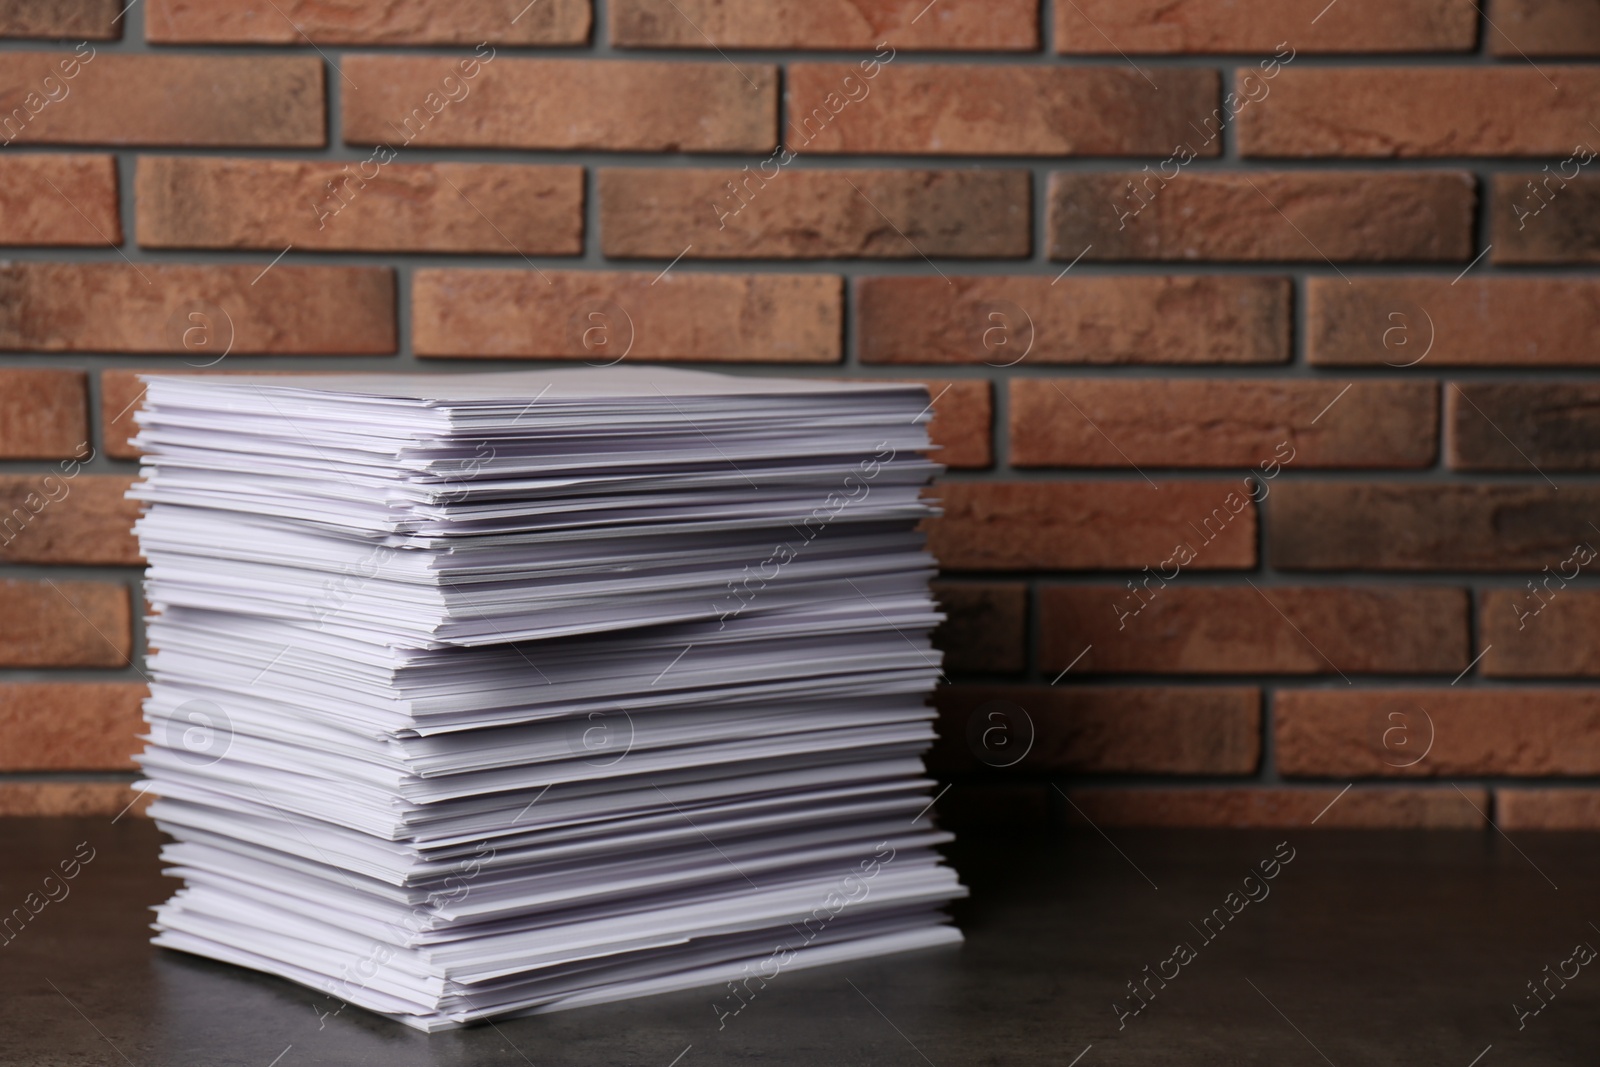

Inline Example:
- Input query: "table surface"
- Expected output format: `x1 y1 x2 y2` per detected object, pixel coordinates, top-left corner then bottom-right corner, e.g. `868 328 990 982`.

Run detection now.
3 817 1598 1066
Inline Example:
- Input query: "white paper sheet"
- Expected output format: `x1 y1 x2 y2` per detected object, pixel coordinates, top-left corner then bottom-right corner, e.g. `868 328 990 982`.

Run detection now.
132 367 964 1029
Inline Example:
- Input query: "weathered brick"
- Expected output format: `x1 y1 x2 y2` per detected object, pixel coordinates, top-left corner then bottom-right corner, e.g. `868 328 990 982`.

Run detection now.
931 481 1256 571
1011 379 1436 468
930 685 1260 774
1309 278 1600 367
0 475 139 565
1497 789 1600 830
1049 171 1475 262
930 582 1025 673
1061 786 1486 828
1238 67 1600 157
1448 382 1600 470
147 0 590 44
1270 484 1600 571
912 380 991 470
137 158 583 255
0 52 323 146
0 0 121 39
600 168 1030 259
787 65 1219 157
413 269 839 362
6 0 1594 823
1492 174 1600 264
0 682 145 770
0 264 396 353
1055 0 1477 53
1480 591 1600 677
0 370 87 458
611 0 1037 50
854 379 992 470
343 57 775 152
1276 689 1600 777
0 155 118 245
0 579 130 667
102 369 156 460
0 782 149 817
1039 586 1469 675
1489 0 1600 56
857 276 1290 366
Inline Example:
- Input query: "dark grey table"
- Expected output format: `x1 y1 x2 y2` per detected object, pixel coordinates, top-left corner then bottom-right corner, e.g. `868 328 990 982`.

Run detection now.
3 817 1597 1065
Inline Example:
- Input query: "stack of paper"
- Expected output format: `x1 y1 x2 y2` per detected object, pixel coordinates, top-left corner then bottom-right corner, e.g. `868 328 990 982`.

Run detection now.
129 368 965 1030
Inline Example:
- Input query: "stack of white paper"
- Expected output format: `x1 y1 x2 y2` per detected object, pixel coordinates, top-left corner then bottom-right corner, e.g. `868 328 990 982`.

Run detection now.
129 367 965 1030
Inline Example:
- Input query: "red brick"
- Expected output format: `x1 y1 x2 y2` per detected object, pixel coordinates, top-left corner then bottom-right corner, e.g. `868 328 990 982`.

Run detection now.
413 269 839 362
929 481 1256 571
0 0 121 39
1448 382 1600 471
0 579 130 667
0 52 323 147
0 475 139 565
600 168 1030 259
1497 790 1600 830
0 782 150 817
611 0 1037 50
1011 379 1436 468
1039 586 1469 675
1061 786 1486 828
147 0 590 44
0 370 87 458
1480 591 1600 677
1309 278 1600 367
0 155 118 246
137 158 583 255
1492 174 1600 264
1055 0 1476 53
0 682 145 770
343 56 775 152
857 276 1290 366
1238 67 1600 157
1049 171 1474 262
930 582 1025 673
101 369 157 459
853 379 991 470
1489 0 1600 56
786 65 1219 157
0 264 396 354
930 685 1259 774
913 380 990 470
1270 484 1600 571
1276 689 1600 777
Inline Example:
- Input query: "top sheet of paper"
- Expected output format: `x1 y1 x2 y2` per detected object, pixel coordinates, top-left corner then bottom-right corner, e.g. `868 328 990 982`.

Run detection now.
138 367 931 403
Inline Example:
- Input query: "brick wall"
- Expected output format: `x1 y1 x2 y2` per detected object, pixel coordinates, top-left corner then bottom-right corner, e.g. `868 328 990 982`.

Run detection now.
3 0 1598 830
